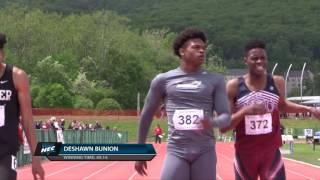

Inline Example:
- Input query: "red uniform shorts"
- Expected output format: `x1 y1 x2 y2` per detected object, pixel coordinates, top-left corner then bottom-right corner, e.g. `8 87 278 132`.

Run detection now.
234 148 286 180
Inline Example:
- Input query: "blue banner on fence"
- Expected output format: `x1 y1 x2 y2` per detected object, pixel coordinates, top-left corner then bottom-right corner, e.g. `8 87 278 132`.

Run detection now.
35 142 156 161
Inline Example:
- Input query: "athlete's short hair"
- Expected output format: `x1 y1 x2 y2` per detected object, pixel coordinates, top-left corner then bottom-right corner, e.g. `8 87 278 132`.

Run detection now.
0 33 7 49
173 27 207 57
244 39 266 56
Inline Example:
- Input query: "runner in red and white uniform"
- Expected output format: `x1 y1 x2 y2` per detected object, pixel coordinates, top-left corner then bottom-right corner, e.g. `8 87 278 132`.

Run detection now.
221 39 320 180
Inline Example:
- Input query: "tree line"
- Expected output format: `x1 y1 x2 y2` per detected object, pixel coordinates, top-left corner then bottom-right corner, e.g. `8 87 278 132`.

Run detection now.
0 6 224 109
1 1 320 107
1 0 320 72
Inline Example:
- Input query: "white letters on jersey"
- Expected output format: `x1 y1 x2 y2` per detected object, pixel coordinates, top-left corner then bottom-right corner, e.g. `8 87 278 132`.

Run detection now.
0 90 12 101
173 109 204 130
245 113 272 135
176 81 202 89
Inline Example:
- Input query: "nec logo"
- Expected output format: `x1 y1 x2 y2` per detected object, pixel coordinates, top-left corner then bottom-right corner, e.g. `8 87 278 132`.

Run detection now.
41 145 56 153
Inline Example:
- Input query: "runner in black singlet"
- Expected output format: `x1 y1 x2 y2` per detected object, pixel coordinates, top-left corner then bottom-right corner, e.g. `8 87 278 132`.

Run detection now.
0 33 44 180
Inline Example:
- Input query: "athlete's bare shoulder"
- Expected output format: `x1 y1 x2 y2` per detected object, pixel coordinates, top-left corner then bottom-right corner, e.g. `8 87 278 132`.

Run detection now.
12 66 27 76
272 75 285 91
226 78 240 98
227 78 239 90
12 66 30 90
272 75 285 84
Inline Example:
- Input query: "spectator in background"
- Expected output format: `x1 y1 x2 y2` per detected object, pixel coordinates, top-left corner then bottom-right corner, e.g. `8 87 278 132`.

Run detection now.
88 124 95 131
53 119 61 130
41 121 49 129
94 121 102 130
68 120 76 130
60 118 65 130
154 124 163 144
280 124 285 135
35 121 42 129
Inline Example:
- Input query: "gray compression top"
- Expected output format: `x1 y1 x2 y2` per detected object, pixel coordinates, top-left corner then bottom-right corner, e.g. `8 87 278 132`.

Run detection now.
138 67 230 147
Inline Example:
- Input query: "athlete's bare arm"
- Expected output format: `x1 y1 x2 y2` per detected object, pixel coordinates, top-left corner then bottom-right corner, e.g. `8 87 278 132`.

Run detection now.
274 75 320 118
221 78 266 133
13 67 45 180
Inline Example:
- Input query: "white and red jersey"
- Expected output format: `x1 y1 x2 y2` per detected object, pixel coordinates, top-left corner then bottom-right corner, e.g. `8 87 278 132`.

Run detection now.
234 74 282 152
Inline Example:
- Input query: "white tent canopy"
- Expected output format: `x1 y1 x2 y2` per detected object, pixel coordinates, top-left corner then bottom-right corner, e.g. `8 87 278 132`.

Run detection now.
301 99 320 106
287 96 320 103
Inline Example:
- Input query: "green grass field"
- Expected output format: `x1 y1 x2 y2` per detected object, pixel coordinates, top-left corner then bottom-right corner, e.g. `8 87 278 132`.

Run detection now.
281 118 320 129
282 143 320 166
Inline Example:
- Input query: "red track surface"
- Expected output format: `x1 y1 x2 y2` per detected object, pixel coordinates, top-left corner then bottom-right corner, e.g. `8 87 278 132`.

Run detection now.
18 142 320 180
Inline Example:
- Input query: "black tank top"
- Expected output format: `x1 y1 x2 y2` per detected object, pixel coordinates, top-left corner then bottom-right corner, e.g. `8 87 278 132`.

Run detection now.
237 74 279 99
0 64 20 156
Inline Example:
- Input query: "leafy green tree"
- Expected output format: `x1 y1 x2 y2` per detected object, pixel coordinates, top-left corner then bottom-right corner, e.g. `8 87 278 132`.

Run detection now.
87 87 116 106
0 5 225 109
33 56 71 88
34 83 73 108
73 96 94 109
96 98 121 110
71 70 96 97
30 84 41 107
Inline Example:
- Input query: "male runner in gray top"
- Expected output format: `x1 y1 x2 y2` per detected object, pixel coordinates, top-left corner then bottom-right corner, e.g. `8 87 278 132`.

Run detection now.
135 27 231 180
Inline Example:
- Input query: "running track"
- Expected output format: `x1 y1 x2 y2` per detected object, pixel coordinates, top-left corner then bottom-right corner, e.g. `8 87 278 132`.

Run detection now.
18 142 320 180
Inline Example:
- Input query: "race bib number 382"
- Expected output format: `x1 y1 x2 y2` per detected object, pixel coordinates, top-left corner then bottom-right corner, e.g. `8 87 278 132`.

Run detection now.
173 109 204 130
245 113 272 135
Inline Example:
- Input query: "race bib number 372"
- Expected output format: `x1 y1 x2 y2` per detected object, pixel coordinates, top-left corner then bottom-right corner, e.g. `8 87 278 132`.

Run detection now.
245 113 272 135
173 109 204 130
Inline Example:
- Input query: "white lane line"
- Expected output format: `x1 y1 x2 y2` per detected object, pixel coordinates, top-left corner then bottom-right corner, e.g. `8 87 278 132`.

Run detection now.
46 162 88 177
18 161 58 173
217 174 223 180
286 169 315 180
82 162 118 180
128 171 138 180
283 157 320 168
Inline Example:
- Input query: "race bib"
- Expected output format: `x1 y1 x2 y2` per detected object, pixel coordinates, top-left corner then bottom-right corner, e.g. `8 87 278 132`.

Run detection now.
0 105 4 127
245 113 272 135
173 109 203 130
